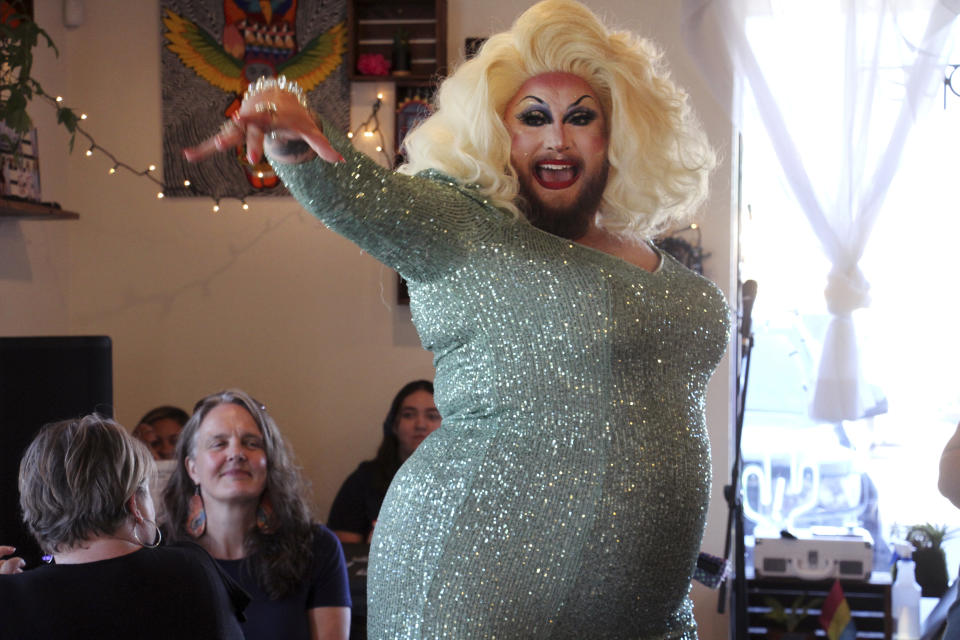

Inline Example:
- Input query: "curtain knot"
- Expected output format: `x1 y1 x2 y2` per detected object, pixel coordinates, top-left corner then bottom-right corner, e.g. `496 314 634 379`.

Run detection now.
824 266 871 316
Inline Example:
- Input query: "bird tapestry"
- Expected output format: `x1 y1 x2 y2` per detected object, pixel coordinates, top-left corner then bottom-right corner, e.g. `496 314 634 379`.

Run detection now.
160 0 348 200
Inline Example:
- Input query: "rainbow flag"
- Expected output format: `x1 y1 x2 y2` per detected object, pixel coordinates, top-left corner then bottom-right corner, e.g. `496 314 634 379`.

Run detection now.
819 579 857 640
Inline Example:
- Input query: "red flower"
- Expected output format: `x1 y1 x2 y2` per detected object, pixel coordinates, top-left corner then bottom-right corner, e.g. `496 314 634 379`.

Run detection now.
357 53 391 76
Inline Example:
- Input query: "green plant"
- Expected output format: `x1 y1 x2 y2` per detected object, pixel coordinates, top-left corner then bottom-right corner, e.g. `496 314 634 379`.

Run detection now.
762 595 823 633
904 522 953 597
0 7 79 149
906 523 951 550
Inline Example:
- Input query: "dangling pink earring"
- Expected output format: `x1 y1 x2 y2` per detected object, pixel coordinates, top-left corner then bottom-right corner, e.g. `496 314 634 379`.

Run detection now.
186 485 206 538
256 492 275 534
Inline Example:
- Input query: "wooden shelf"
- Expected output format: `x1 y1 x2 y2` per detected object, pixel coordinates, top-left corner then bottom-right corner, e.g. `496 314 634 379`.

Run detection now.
0 198 79 220
348 0 447 85
746 575 892 639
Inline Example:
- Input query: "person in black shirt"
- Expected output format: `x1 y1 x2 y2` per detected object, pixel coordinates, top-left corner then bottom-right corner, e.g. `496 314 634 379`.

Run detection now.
327 380 441 544
0 414 247 640
164 388 351 640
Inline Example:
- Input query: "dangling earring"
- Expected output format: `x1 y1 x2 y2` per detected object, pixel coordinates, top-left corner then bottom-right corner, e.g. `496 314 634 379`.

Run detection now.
256 492 275 534
186 485 206 538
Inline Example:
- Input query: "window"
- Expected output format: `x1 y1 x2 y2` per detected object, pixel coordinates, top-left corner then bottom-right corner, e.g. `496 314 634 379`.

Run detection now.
739 10 960 573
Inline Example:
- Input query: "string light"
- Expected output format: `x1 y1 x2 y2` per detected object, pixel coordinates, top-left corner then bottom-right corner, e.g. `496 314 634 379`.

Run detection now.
37 92 166 189
347 93 392 167
35 89 394 212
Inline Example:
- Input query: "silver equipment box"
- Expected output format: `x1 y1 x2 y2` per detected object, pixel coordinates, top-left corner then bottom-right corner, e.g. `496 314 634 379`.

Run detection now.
753 527 874 580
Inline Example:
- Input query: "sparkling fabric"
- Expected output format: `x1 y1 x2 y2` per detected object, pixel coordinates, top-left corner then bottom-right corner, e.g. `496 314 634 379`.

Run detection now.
273 124 730 640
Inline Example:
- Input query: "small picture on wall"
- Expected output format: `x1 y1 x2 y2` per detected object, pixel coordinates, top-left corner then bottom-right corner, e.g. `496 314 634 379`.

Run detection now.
0 123 41 202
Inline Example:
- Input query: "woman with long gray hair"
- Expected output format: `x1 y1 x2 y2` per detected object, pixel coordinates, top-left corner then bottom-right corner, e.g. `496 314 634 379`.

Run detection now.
164 389 351 640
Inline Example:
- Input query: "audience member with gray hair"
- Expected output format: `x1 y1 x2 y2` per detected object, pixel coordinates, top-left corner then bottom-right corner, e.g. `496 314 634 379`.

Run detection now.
0 414 247 639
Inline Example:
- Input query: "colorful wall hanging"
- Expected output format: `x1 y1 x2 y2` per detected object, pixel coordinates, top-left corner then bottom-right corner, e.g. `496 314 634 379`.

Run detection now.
160 0 348 200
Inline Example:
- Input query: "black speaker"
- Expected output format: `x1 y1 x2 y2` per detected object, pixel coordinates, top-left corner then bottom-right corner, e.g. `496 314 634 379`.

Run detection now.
0 336 113 567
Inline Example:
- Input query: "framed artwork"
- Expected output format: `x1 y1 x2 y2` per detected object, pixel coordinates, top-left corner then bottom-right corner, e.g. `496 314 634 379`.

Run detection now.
0 123 41 201
160 0 349 199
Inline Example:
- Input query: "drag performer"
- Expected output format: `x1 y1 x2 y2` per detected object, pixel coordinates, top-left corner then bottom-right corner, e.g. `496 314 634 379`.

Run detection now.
186 1 730 637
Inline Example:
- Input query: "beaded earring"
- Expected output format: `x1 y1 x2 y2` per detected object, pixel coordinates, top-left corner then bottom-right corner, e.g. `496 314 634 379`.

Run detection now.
186 485 206 538
256 492 275 534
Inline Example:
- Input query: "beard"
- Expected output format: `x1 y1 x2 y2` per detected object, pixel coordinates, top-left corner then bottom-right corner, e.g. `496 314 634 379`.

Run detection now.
518 160 610 240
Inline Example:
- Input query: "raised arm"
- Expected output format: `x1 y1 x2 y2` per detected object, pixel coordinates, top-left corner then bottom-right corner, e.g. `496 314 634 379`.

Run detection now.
185 76 494 285
183 76 341 167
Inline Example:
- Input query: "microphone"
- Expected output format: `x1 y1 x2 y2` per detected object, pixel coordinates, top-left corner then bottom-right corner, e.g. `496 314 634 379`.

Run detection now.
740 280 758 341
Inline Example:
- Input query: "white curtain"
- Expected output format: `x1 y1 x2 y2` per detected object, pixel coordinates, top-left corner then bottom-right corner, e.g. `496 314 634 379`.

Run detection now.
683 0 959 421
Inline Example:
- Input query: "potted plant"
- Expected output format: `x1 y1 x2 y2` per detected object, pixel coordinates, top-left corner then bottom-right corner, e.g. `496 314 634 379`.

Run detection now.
906 523 951 598
762 594 823 640
0 6 78 149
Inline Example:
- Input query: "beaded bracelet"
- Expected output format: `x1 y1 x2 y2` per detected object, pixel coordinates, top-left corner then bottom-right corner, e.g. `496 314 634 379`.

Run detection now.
243 75 309 109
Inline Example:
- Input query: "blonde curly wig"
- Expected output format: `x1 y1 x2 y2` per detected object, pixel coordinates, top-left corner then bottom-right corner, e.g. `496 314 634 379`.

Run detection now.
398 0 715 240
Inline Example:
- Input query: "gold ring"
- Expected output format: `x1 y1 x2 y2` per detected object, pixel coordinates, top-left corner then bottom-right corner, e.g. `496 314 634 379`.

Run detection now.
255 101 279 124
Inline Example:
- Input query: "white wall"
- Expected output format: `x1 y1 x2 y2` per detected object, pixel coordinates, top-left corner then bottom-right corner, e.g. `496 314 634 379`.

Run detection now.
6 2 735 637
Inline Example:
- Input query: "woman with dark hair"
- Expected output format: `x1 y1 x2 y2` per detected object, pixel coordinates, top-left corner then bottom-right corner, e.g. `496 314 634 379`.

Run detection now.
164 389 351 640
132 404 191 524
132 404 190 461
327 380 441 544
0 414 247 639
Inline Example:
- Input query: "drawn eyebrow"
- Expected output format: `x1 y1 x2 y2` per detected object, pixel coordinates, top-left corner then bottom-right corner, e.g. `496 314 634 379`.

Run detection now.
570 95 596 108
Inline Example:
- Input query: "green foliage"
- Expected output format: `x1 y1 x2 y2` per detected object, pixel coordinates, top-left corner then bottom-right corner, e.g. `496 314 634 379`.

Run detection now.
906 523 952 550
0 9 78 149
763 595 824 632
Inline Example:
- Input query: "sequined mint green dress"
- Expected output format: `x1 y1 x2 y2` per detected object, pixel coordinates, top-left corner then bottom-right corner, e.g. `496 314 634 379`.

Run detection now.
273 126 729 640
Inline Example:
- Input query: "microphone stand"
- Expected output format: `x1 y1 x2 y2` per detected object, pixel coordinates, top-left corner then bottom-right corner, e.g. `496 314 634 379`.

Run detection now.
718 283 756 640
